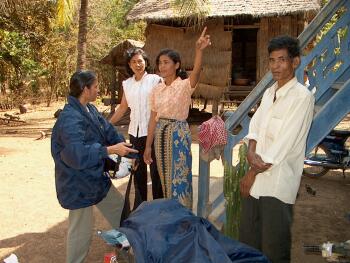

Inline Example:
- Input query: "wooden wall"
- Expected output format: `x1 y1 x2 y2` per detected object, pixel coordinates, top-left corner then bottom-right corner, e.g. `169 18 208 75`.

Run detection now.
142 14 307 98
257 14 306 81
144 19 232 100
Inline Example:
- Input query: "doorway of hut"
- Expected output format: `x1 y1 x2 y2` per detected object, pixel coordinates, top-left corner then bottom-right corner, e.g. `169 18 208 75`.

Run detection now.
229 28 258 102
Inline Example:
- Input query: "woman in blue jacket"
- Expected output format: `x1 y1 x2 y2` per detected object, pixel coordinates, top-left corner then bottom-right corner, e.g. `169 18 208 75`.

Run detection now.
51 71 137 263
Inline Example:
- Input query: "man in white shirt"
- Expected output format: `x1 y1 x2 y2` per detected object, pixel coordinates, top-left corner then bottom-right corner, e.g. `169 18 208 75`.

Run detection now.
239 35 314 262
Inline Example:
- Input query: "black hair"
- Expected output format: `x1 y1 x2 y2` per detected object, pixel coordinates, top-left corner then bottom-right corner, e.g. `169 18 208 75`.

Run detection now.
268 35 300 58
69 70 97 98
125 48 151 76
156 48 188 80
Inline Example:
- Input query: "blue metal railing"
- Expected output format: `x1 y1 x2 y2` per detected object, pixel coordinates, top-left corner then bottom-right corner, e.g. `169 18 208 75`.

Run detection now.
197 0 350 219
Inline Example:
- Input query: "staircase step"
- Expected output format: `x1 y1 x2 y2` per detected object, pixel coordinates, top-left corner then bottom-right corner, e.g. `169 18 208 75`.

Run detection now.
332 82 344 90
198 0 350 222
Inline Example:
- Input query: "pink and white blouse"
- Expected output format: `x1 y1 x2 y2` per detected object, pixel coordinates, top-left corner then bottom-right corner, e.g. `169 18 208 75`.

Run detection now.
150 77 195 121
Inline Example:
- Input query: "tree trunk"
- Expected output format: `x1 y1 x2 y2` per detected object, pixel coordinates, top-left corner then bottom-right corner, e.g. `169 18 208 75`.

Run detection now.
110 68 117 114
76 0 88 71
0 82 6 95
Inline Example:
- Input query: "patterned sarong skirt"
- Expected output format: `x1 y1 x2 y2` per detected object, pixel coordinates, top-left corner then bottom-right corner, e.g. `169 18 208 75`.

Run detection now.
154 118 193 210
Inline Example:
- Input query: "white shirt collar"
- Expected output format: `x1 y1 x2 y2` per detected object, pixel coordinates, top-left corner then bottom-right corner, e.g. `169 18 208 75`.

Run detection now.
132 72 148 82
271 77 298 99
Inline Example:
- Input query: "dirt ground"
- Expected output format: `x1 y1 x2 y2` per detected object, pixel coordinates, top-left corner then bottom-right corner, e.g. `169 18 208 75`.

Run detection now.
0 101 349 263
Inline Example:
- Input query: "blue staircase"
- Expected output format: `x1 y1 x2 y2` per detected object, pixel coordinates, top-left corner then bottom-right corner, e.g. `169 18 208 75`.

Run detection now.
197 0 350 221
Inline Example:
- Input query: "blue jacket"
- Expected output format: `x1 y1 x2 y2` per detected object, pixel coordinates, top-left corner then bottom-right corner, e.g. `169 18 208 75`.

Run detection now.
119 199 270 263
51 96 124 209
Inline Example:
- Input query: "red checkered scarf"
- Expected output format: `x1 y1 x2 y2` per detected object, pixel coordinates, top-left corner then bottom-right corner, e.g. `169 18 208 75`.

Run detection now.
198 116 227 153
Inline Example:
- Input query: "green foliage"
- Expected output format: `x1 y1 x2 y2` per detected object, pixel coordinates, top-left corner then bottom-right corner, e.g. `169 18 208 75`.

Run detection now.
88 0 145 54
223 143 249 239
0 29 42 95
0 0 145 106
55 0 75 29
0 0 74 105
87 0 145 95
40 28 77 105
0 1 56 49
0 31 31 64
109 0 145 40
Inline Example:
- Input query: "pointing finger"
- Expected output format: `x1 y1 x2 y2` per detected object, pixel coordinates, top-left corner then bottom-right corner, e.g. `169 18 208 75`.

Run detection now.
200 26 207 38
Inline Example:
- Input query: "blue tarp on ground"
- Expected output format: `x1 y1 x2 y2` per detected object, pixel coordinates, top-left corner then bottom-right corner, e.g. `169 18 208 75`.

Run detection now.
119 199 270 263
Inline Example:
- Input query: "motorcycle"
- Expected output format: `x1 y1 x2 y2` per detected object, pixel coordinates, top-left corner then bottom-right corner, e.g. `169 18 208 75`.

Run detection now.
303 129 350 178
304 240 350 261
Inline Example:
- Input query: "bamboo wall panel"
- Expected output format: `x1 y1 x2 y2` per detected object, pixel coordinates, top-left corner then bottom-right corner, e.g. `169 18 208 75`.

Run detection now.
144 19 232 99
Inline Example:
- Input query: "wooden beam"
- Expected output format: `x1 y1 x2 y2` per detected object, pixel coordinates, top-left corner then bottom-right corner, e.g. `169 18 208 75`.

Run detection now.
227 24 260 29
0 117 25 123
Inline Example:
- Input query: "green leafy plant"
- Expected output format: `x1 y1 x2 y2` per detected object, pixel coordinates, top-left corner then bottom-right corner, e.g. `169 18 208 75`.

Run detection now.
223 143 249 239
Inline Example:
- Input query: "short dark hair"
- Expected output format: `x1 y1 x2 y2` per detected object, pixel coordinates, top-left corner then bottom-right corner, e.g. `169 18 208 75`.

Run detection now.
156 48 188 80
69 71 97 98
268 35 300 58
125 48 150 76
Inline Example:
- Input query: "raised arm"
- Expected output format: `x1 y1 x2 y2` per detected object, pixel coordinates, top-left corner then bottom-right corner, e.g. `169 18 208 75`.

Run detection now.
189 26 211 89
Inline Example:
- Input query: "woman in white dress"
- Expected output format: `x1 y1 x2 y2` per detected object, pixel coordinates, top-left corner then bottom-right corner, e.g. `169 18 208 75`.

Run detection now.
110 48 163 208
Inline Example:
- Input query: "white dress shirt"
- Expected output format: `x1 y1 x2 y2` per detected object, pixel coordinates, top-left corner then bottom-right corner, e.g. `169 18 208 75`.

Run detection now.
246 77 315 204
123 73 161 137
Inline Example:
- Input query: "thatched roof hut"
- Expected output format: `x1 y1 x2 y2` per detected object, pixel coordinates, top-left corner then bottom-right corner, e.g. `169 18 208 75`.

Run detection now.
100 39 144 106
127 0 320 105
127 0 320 21
101 39 144 69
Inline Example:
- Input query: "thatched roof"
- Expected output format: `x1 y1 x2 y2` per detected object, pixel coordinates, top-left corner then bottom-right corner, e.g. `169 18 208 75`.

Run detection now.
127 0 320 22
100 39 144 68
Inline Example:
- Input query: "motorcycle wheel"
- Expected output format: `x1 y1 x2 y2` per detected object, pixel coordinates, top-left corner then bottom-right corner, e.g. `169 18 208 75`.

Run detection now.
303 144 330 178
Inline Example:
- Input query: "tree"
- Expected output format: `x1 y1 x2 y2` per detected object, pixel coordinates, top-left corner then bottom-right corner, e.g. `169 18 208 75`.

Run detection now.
0 0 209 107
0 0 78 106
76 0 88 70
55 0 88 70
0 0 55 102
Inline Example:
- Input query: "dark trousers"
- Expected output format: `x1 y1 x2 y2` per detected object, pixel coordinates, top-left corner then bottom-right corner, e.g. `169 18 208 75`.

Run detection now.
129 135 163 209
239 196 293 263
